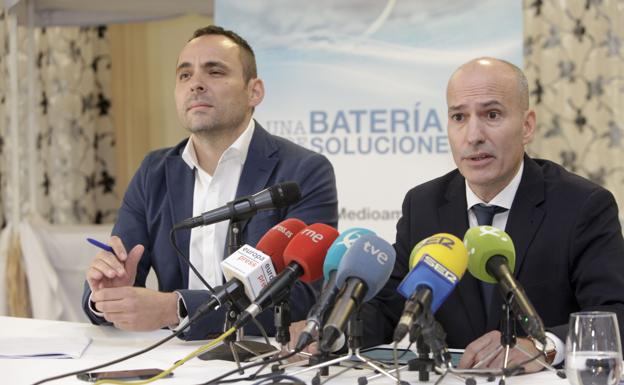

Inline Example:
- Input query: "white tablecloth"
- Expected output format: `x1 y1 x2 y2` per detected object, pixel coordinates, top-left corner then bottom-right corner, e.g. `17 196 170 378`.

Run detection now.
0 316 568 385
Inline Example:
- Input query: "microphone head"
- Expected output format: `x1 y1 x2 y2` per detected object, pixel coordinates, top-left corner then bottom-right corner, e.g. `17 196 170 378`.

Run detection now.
464 225 516 284
335 233 396 302
409 233 468 275
397 233 468 312
323 228 375 281
268 182 301 208
283 223 339 283
256 218 307 273
408 236 431 268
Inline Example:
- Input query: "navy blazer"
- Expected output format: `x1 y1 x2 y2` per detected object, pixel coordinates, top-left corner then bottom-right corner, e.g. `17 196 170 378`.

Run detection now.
82 123 338 340
362 155 624 349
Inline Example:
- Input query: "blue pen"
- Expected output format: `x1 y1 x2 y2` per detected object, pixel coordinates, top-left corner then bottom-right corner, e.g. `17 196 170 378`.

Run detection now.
86 238 116 256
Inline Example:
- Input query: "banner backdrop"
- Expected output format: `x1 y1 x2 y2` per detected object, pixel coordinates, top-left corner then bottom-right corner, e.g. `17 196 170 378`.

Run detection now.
216 1 522 240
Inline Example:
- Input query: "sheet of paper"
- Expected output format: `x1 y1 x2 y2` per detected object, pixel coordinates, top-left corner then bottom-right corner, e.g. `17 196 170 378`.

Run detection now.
0 336 91 359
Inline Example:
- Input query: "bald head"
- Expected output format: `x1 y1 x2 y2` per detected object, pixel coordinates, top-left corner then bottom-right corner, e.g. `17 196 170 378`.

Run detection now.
447 57 529 111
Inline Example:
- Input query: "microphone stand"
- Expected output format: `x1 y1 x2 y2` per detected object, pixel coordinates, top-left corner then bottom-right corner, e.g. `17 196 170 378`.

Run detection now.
273 300 313 370
407 328 434 382
198 220 278 366
471 294 557 385
415 310 456 385
289 309 400 383
274 300 291 349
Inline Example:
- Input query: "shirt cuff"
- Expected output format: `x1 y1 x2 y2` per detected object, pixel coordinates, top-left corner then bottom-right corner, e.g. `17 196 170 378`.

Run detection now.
168 291 189 332
546 331 565 366
88 292 105 317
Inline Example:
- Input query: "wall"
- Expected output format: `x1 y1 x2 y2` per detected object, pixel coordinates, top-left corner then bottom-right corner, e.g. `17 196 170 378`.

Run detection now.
109 14 212 195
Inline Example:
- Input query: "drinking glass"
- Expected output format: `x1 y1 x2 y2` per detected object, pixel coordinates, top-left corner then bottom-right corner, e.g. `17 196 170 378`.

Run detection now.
565 311 623 385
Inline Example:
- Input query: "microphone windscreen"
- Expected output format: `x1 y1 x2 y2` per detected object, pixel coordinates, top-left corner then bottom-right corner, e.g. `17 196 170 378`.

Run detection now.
269 182 301 208
335 233 396 302
256 218 307 273
283 223 339 283
323 228 375 281
464 225 516 284
408 236 430 268
398 233 468 311
409 233 468 276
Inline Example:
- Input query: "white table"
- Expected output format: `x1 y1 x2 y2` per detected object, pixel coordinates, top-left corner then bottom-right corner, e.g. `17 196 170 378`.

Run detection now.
0 316 568 385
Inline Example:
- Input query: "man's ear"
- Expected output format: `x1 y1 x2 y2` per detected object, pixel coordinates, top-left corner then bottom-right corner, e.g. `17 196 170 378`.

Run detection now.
248 78 265 108
522 109 536 145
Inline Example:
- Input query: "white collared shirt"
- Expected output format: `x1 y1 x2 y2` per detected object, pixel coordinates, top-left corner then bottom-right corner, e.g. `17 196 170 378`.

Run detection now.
181 118 255 290
465 161 524 230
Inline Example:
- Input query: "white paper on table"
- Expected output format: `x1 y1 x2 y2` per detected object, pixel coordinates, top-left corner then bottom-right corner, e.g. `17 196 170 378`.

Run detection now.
0 336 91 359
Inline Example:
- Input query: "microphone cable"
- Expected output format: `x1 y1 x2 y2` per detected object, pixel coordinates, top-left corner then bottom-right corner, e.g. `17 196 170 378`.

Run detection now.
33 307 211 385
169 228 215 293
90 327 237 385
200 349 301 385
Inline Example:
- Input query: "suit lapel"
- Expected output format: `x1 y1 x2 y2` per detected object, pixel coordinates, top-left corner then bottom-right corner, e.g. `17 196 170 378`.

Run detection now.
487 155 545 330
165 141 195 288
438 173 486 337
234 122 279 234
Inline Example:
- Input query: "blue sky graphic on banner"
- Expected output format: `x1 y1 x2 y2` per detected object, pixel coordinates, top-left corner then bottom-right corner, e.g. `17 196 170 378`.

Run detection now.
216 0 522 240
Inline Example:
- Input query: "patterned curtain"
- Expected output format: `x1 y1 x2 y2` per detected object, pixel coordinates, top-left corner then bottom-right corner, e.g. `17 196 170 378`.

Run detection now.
524 0 624 218
0 11 118 316
0 17 118 227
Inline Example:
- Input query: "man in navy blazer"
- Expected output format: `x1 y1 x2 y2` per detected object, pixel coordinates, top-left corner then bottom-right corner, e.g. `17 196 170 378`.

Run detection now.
82 26 338 340
362 58 624 372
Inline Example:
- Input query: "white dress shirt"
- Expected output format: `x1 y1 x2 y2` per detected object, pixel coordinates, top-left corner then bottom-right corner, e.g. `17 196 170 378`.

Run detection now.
465 161 523 230
181 118 255 290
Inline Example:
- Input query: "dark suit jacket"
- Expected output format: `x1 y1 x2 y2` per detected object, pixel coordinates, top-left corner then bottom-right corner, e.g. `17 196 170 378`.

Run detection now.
82 122 338 340
362 155 624 349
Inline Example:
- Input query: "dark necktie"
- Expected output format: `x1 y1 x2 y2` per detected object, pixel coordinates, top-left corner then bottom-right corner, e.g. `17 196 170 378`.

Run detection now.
472 203 507 227
471 203 508 318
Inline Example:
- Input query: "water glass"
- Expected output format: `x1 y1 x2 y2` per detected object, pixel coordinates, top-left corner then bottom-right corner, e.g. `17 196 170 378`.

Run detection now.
565 311 623 385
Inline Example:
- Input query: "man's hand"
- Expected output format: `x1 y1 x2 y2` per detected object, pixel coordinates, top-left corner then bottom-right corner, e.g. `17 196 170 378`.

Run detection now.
86 236 144 291
458 330 545 373
91 287 179 331
288 320 318 354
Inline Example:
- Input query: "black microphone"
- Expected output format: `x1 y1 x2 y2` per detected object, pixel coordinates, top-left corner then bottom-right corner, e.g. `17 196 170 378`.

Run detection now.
173 182 301 231
193 278 248 321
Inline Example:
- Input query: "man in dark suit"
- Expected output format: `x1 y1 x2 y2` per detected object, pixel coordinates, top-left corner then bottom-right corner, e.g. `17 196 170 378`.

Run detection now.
81 26 338 340
362 58 624 372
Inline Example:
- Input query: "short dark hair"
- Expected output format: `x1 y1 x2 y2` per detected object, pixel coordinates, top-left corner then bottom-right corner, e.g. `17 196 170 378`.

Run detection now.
190 25 257 83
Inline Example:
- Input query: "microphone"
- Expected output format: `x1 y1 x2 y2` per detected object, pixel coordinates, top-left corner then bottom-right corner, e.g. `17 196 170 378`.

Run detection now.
220 218 306 302
256 218 307 273
320 233 396 352
196 218 305 314
173 182 301 230
464 225 546 343
295 228 375 351
393 233 468 342
234 223 339 328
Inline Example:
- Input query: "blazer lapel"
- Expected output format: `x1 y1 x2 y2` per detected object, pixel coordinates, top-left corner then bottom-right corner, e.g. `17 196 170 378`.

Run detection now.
487 155 545 330
165 142 195 288
438 173 486 337
234 122 279 234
